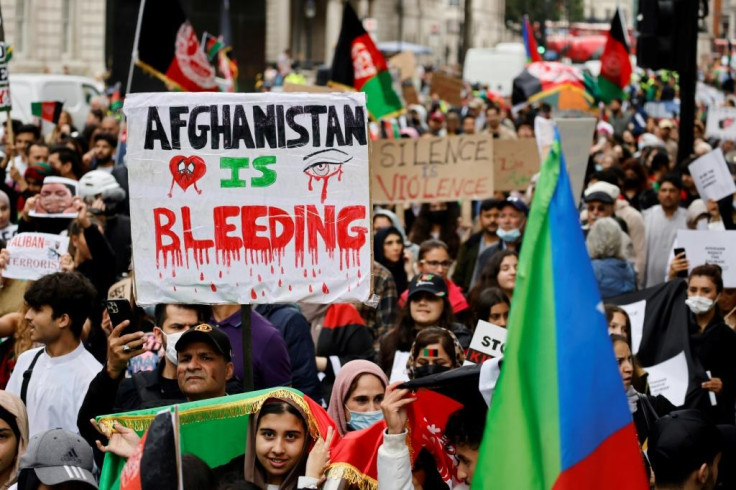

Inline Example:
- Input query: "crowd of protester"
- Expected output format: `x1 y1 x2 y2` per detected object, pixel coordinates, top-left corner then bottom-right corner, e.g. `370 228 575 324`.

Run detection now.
0 75 733 490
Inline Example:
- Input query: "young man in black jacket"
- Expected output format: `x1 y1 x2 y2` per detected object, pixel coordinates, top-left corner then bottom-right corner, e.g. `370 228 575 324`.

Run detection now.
453 199 502 292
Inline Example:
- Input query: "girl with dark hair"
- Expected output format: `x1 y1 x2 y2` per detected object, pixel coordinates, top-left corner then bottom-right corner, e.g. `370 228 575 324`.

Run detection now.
0 392 27 490
471 287 510 329
467 250 518 307
621 158 657 211
373 227 410 296
407 202 461 259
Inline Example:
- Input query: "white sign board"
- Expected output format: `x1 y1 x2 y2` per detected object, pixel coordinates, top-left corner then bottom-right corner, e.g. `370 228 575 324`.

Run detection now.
706 106 736 141
557 118 596 207
645 351 689 407
3 233 69 280
124 92 372 304
619 299 646 355
676 230 736 287
465 320 508 364
688 148 736 203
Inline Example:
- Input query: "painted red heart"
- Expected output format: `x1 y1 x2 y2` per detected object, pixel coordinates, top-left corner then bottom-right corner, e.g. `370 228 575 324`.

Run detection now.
169 155 207 192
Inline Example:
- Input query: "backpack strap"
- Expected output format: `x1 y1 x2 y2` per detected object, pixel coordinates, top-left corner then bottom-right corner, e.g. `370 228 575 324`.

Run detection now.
20 349 45 405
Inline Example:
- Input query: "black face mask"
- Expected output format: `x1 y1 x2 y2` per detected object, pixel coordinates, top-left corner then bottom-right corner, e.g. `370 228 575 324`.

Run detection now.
428 210 449 224
623 177 640 190
414 364 451 379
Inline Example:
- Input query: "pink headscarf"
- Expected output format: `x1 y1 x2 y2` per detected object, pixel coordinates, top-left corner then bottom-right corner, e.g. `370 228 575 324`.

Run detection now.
327 360 388 436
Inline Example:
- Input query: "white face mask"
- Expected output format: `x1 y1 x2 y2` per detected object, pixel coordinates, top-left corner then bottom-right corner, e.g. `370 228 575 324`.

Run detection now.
164 331 185 365
685 295 716 315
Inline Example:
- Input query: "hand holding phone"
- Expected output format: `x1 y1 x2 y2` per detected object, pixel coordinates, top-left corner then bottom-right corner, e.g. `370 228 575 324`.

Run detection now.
104 299 141 334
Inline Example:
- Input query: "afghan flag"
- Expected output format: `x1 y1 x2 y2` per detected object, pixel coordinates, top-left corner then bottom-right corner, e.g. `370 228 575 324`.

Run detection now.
31 101 63 124
119 410 181 490
330 3 402 120
201 32 225 62
109 83 123 112
598 7 632 103
135 0 217 92
471 132 648 489
522 15 542 63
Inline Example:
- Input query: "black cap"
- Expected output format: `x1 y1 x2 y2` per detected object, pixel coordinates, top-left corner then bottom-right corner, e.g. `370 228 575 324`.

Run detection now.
501 197 529 215
408 273 447 298
583 191 615 204
648 410 730 484
175 324 233 361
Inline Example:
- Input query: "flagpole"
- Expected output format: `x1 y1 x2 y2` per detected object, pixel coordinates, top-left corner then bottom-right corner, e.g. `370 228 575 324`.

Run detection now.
125 0 147 96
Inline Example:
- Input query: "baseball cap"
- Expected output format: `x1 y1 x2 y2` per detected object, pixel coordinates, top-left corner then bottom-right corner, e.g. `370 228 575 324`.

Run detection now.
175 323 233 361
584 181 620 205
19 429 97 488
500 196 529 215
648 410 732 484
659 118 675 129
429 111 445 123
408 273 447 299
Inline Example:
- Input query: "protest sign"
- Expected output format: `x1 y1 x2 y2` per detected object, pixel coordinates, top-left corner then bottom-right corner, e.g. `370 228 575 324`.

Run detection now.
124 92 371 305
29 177 79 218
494 138 540 191
619 299 646 354
644 351 689 406
389 350 411 383
643 101 679 119
557 118 596 206
0 43 10 112
2 233 69 280
371 133 494 204
429 72 463 107
688 148 736 202
677 230 736 287
465 320 508 365
282 83 340 93
706 106 736 140
402 83 419 105
696 81 725 107
389 51 416 81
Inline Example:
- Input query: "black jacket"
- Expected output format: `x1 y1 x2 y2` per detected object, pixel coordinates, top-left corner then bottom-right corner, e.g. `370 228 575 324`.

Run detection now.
452 231 483 292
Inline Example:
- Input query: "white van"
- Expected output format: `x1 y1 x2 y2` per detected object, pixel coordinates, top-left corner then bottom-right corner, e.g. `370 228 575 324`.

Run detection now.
462 44 527 96
8 74 103 128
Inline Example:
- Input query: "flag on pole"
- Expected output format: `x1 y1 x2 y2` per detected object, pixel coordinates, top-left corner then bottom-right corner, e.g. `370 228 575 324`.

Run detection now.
522 15 542 63
109 82 123 112
201 32 225 61
120 409 181 490
218 0 238 92
135 0 217 92
471 131 648 489
31 101 64 124
598 8 632 103
330 3 402 120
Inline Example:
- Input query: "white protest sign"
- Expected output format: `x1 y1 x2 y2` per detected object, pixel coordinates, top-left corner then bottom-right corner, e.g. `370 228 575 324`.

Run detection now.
696 81 725 107
28 177 79 218
644 351 689 406
3 233 69 280
557 118 596 207
619 299 646 354
706 106 736 141
465 320 508 364
688 148 736 202
676 230 736 287
124 92 371 305
389 350 411 383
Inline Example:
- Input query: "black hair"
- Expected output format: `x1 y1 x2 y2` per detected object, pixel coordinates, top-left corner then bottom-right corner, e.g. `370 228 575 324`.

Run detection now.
23 272 97 338
182 454 216 490
592 168 624 188
650 151 671 174
479 198 503 213
50 145 84 179
467 249 519 306
16 124 40 140
417 238 449 261
658 173 683 191
445 406 488 450
462 115 476 123
89 108 104 122
604 305 631 339
93 132 118 149
472 287 510 327
256 401 308 438
408 202 461 259
154 304 211 328
28 141 49 151
689 264 724 294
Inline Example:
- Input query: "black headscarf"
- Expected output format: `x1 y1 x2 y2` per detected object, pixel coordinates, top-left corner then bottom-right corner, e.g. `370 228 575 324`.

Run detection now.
374 226 408 295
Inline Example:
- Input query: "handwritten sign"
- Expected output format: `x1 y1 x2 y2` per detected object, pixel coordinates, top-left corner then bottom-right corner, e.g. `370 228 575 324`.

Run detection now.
645 351 689 406
0 43 10 112
677 230 736 287
389 51 417 81
3 233 69 280
688 148 736 202
494 138 540 191
429 72 463 107
706 106 736 141
282 83 342 94
124 92 371 305
371 133 494 204
465 320 508 364
402 83 419 105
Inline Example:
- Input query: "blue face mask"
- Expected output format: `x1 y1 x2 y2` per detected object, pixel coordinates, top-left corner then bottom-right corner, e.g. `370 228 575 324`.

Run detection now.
347 409 383 431
497 227 522 242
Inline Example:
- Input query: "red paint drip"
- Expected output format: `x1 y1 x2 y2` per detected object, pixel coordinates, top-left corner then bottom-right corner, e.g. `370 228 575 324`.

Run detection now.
278 279 283 287
251 288 257 300
173 285 177 291
357 269 362 279
257 274 262 282
322 283 329 294
280 266 285 274
261 290 265 297
309 284 313 293
159 272 163 279
312 269 317 278
210 283 217 292
270 265 275 274
288 284 293 291
219 270 223 279
172 269 176 278
199 272 204 281
303 269 308 277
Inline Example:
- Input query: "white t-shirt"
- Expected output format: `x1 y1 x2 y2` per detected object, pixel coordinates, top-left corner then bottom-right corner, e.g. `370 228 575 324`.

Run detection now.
6 343 101 436
5 155 26 187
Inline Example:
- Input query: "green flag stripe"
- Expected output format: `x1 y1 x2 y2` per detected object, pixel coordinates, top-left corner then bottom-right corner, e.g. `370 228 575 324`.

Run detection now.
597 76 625 104
361 70 403 120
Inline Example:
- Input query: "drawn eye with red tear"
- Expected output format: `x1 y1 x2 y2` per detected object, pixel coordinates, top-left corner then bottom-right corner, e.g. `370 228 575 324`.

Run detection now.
168 155 207 197
303 148 352 203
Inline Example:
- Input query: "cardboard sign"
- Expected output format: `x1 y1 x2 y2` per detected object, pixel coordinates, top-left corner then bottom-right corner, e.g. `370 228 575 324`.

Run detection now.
124 92 372 305
282 83 341 94
0 43 10 112
3 233 69 280
677 230 736 287
402 83 419 106
429 72 463 107
108 277 134 301
557 118 596 206
389 51 417 81
688 148 736 202
29 177 80 218
494 138 540 191
371 133 494 204
465 320 508 364
706 106 736 141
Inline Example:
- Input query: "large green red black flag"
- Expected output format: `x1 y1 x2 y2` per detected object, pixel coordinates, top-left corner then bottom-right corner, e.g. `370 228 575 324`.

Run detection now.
329 3 402 119
598 7 632 103
136 0 217 92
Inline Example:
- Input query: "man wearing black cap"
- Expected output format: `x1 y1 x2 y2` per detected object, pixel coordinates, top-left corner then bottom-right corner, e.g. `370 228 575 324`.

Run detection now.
472 197 528 285
175 324 235 401
648 409 734 489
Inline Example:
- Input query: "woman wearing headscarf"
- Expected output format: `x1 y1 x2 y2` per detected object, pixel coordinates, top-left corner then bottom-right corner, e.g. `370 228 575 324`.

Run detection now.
328 360 389 437
0 391 28 490
405 327 465 380
0 191 17 243
373 227 409 296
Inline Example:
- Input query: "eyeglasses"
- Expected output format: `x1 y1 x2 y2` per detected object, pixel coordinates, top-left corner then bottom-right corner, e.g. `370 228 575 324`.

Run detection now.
420 260 454 269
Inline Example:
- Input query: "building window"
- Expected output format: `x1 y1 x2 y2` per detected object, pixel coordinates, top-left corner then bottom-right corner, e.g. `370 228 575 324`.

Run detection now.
62 0 74 55
14 0 27 53
449 0 460 6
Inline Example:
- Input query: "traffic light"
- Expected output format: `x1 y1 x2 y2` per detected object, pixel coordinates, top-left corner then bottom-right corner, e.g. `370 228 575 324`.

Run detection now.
637 0 684 70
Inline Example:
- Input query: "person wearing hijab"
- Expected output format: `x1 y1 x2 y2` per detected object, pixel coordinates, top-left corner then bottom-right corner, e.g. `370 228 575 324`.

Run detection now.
405 327 466 380
0 391 29 490
327 360 389 437
373 227 409 296
0 191 17 243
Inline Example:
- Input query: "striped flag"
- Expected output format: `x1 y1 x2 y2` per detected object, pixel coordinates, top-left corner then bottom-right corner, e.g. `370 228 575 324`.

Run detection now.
522 15 542 63
31 101 63 124
472 131 648 489
598 8 632 103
